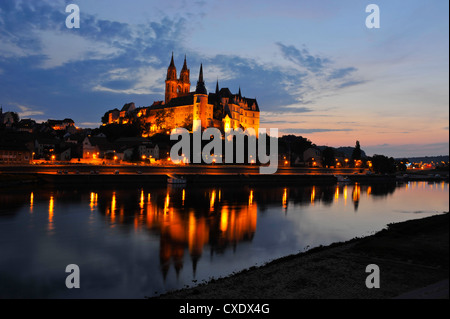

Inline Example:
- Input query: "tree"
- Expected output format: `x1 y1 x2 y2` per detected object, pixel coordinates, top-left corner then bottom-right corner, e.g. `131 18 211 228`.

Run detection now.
351 140 362 161
181 113 193 131
396 158 409 172
155 109 175 131
371 155 396 174
279 135 313 165
101 111 110 124
322 147 336 168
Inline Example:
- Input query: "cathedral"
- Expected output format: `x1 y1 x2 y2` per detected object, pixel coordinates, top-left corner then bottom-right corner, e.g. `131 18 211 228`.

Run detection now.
105 54 260 135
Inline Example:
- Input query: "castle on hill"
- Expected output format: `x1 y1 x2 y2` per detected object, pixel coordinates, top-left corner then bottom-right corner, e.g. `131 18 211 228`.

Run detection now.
103 54 260 136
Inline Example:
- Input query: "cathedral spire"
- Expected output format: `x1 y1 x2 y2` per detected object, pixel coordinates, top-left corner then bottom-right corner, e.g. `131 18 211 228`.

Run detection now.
195 63 207 95
169 52 175 68
166 52 177 81
238 86 242 98
182 54 188 71
199 64 204 82
180 54 190 84
215 79 219 95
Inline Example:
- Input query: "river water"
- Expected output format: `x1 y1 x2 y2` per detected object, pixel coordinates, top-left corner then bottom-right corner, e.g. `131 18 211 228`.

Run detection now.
0 180 448 298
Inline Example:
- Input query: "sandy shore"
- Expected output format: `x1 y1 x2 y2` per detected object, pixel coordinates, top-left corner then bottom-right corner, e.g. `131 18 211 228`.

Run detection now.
157 213 449 299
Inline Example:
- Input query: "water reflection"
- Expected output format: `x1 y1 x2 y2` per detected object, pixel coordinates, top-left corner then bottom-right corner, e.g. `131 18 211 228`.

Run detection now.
87 182 410 277
0 180 448 297
92 186 259 278
89 192 98 212
30 192 34 213
48 195 54 233
352 184 360 211
1 181 441 219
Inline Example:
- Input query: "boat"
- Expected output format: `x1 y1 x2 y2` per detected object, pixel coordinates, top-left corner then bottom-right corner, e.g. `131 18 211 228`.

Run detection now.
335 175 350 183
167 174 187 184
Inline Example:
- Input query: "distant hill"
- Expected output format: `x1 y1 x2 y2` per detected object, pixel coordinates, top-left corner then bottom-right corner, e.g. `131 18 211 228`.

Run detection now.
317 146 367 158
394 155 449 163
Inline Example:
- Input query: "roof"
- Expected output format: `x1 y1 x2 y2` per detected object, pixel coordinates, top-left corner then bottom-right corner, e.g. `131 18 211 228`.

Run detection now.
223 104 232 118
163 93 195 108
208 93 218 104
218 88 233 98
244 98 260 112
121 102 135 112
195 64 208 95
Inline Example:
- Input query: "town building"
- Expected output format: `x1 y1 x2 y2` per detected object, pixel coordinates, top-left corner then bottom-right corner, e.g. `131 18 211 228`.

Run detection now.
0 145 32 164
104 54 260 134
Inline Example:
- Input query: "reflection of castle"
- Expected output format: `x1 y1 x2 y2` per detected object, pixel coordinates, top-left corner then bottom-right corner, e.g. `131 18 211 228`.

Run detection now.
41 183 390 279
96 187 258 279
104 54 260 134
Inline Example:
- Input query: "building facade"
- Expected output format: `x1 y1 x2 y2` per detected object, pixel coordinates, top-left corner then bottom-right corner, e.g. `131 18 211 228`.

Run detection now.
105 54 260 135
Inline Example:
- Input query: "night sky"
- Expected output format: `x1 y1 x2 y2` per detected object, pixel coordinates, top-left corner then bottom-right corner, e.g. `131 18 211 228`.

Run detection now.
0 0 448 157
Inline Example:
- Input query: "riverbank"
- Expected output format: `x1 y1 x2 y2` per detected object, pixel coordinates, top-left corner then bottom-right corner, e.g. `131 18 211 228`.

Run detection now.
157 212 449 299
1 165 448 187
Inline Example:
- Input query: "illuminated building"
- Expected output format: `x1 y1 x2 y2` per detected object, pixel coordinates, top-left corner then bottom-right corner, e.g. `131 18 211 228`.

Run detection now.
104 54 260 134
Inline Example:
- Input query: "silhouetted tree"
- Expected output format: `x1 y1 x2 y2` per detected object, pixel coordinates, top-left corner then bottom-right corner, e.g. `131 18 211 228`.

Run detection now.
279 135 313 165
322 147 335 168
351 140 361 161
371 155 396 174
101 111 110 124
396 158 410 171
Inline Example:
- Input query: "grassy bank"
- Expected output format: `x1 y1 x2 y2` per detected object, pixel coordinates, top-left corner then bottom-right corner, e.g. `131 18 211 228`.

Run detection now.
157 212 449 299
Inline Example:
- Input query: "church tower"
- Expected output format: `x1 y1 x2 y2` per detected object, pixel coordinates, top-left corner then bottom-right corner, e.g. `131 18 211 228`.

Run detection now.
165 53 191 104
165 53 178 104
193 64 211 131
179 55 190 95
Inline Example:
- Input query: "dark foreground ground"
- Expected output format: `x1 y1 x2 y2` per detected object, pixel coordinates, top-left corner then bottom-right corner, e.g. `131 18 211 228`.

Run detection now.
157 213 449 299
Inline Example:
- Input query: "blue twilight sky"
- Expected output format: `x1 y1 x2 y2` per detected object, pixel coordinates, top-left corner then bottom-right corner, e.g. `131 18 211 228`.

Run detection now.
0 0 448 158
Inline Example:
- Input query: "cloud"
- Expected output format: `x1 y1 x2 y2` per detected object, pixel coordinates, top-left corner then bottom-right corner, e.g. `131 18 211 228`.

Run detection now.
282 128 353 134
78 122 102 128
13 104 45 118
260 119 306 125
276 42 330 73
0 1 366 127
93 66 166 95
365 142 450 158
278 105 313 113
272 43 365 107
38 30 123 69
337 80 366 89
328 67 357 80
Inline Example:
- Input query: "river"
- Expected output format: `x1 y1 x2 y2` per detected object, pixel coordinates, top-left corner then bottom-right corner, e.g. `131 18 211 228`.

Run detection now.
0 180 448 298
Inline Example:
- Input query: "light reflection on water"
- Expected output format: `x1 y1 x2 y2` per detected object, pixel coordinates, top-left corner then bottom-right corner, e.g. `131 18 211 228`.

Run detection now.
0 181 448 298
